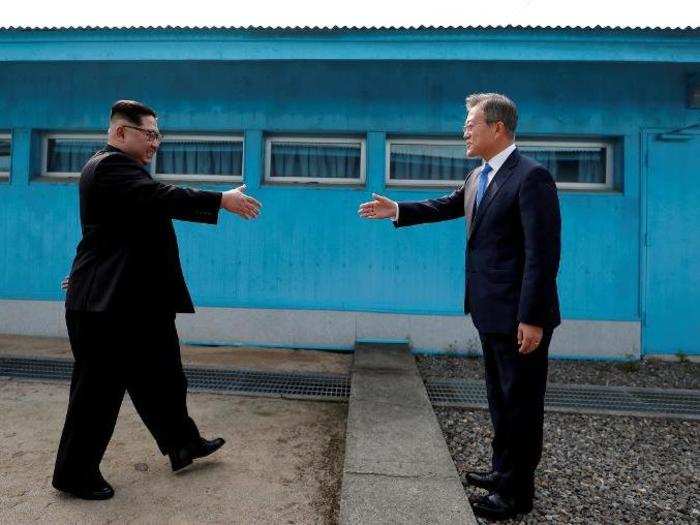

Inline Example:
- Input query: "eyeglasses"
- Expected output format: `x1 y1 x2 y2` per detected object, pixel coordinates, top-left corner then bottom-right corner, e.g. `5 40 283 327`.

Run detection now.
122 125 163 143
462 120 496 133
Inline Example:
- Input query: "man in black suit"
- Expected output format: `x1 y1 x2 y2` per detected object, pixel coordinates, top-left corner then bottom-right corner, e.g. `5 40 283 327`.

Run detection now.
359 93 561 520
53 100 262 500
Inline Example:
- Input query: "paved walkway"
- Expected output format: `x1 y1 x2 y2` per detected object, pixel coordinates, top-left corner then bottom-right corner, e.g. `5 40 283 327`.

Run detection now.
0 377 346 524
339 343 476 525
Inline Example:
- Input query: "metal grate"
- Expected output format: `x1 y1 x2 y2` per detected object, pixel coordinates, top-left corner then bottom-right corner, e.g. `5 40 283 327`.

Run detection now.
0 356 73 381
426 379 700 419
185 368 350 400
2 357 697 417
0 357 350 402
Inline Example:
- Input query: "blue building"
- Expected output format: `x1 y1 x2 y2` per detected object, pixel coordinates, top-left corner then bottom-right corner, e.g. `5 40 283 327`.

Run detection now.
0 25 698 359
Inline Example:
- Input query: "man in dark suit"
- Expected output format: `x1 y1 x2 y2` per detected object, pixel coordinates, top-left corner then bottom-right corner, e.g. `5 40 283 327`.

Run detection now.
359 93 561 520
53 100 262 500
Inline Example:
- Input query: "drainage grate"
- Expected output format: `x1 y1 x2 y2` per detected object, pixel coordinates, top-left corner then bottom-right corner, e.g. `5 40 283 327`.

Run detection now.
2 357 697 417
0 357 350 402
426 379 700 419
0 357 73 381
185 368 350 400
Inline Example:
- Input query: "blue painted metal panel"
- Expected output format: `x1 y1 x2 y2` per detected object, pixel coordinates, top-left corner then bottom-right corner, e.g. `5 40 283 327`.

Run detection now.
0 60 697 330
643 131 700 355
0 28 699 63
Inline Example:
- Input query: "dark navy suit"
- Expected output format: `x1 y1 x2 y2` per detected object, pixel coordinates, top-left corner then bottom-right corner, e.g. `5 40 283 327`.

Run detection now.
395 147 561 504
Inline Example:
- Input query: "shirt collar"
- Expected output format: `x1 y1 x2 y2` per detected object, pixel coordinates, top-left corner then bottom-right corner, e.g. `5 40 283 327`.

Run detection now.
105 143 125 154
483 143 517 176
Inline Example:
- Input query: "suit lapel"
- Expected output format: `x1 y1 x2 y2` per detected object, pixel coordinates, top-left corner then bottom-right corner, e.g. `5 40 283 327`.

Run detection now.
470 149 520 237
463 167 480 228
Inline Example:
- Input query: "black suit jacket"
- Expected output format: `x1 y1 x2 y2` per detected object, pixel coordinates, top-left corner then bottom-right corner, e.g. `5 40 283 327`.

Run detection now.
65 145 223 314
396 148 561 334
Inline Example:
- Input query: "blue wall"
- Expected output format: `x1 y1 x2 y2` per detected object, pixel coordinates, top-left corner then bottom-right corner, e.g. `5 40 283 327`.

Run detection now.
0 60 698 328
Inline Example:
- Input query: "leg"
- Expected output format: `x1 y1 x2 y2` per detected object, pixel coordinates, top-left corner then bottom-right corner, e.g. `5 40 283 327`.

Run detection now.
479 332 507 474
53 311 126 487
124 313 200 455
491 329 551 505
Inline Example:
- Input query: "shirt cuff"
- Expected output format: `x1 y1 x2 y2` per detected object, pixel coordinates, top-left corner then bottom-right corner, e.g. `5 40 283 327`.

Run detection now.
389 202 399 222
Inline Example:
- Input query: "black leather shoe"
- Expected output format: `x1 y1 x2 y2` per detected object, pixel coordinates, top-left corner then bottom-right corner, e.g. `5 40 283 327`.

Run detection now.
191 437 226 459
53 479 115 500
168 447 194 472
466 470 501 491
470 491 532 520
169 437 226 472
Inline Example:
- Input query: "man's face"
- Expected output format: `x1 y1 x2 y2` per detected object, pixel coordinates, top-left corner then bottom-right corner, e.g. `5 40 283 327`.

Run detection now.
116 115 161 166
463 104 496 159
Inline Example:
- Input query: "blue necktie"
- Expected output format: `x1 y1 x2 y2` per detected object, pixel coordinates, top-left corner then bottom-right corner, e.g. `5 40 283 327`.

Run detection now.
475 163 493 209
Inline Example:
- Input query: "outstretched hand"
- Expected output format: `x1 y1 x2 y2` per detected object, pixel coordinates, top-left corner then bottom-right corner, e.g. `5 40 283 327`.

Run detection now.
221 185 262 220
358 193 398 220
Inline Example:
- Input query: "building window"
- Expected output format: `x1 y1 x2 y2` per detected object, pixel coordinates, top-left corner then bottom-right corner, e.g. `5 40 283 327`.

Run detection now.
386 137 615 190
0 134 10 180
265 136 365 185
153 135 243 182
517 139 614 190
42 134 106 177
386 138 480 187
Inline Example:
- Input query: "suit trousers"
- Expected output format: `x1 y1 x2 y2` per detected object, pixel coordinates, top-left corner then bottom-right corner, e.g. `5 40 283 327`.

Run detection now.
52 309 200 486
479 328 552 504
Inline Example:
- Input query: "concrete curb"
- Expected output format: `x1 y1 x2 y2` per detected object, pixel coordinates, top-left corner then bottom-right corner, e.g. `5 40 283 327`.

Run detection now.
339 342 476 525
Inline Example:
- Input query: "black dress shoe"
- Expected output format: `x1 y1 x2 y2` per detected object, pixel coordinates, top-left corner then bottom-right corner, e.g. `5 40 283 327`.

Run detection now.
169 437 226 472
466 470 501 491
470 491 532 521
168 447 194 472
53 479 115 500
191 437 226 459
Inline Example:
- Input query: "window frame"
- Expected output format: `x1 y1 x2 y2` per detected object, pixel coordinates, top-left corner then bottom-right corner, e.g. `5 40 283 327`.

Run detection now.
516 138 614 191
41 132 106 179
152 133 244 183
385 137 476 188
264 135 366 186
0 133 10 180
386 136 616 191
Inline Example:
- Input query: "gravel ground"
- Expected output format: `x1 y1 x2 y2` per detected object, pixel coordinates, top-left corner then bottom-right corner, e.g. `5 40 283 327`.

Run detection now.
417 355 700 390
437 407 699 524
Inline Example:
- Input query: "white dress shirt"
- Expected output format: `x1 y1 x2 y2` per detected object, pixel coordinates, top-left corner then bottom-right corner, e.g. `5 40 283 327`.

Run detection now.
391 142 517 222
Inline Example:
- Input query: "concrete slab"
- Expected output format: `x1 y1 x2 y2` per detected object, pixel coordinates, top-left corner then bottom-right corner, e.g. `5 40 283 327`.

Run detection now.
0 377 346 524
340 473 472 525
340 343 476 525
344 399 454 477
349 370 430 407
352 343 415 372
0 300 644 358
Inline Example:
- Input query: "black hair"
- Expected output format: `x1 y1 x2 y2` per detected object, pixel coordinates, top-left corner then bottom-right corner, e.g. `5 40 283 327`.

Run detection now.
109 100 157 125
